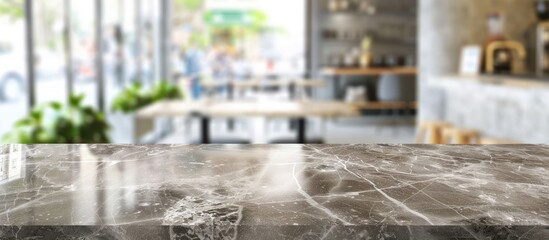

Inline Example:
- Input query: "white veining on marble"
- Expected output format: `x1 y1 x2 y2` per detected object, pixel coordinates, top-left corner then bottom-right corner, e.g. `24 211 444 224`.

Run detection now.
1 144 549 239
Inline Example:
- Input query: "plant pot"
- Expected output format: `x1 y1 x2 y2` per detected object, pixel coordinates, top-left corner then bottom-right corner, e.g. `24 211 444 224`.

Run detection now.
109 111 173 144
109 112 154 144
109 112 135 144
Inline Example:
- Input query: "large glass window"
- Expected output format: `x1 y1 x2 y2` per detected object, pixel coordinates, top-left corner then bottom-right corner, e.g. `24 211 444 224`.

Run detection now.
71 0 97 108
141 0 159 85
120 0 137 86
34 0 67 105
172 0 306 84
1 0 307 143
103 0 126 104
104 0 140 143
0 0 28 136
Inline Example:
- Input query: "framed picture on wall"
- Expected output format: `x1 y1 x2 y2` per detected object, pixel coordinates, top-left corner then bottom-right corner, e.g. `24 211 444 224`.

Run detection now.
460 45 482 75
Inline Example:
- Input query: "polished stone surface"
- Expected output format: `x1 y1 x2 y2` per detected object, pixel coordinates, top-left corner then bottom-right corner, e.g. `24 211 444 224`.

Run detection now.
1 144 549 239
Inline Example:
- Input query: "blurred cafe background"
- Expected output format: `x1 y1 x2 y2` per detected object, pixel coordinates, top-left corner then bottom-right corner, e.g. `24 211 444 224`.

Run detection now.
0 0 548 145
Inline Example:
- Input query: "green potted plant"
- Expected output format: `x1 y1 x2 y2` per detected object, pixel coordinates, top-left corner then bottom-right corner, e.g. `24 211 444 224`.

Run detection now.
2 94 110 144
111 81 184 114
150 81 184 102
111 82 153 114
109 81 184 143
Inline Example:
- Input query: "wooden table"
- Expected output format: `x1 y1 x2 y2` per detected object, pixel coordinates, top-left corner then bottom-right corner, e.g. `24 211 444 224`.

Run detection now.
202 101 357 118
201 79 326 89
201 79 325 100
200 101 359 144
137 100 360 144
136 100 205 118
321 67 417 76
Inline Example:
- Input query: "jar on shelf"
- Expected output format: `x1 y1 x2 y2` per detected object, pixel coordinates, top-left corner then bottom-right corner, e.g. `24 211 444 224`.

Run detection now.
359 53 372 68
329 54 343 67
487 12 505 42
358 0 376 14
328 0 339 12
339 0 350 11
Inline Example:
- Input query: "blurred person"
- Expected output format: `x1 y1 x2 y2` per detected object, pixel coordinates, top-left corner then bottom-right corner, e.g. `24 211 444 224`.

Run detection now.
179 26 205 100
73 36 95 82
103 25 124 86
231 51 252 81
182 46 205 99
143 21 155 85
210 45 232 81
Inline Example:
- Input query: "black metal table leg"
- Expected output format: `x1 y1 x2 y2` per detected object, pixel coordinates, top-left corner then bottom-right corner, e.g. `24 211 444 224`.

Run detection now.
297 117 307 144
227 82 235 131
289 82 297 100
200 116 211 144
289 82 298 131
333 75 339 99
228 119 235 131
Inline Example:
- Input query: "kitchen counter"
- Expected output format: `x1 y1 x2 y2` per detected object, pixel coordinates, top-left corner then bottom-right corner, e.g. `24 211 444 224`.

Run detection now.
439 74 549 90
424 75 549 143
1 144 549 239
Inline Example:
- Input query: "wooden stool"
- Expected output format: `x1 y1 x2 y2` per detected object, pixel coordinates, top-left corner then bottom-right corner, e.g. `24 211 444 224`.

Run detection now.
417 121 453 144
441 128 481 144
480 138 520 145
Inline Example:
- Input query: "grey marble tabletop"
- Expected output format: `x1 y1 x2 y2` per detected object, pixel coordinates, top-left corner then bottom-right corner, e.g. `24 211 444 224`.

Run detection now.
1 144 549 239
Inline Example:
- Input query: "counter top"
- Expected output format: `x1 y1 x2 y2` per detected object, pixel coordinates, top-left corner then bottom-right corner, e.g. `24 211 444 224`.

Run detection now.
439 74 549 90
1 144 549 239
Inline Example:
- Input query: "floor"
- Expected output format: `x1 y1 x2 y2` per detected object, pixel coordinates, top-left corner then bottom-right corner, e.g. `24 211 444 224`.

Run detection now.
156 116 417 144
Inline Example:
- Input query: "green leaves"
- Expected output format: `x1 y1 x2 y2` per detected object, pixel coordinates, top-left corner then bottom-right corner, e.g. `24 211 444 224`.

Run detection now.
111 82 150 114
0 0 24 21
174 0 204 11
151 81 184 101
1 94 110 144
1 87 181 145
111 81 184 114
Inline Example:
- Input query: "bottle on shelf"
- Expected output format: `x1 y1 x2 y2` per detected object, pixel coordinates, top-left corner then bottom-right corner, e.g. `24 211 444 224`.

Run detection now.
328 0 339 12
328 0 350 12
359 37 372 68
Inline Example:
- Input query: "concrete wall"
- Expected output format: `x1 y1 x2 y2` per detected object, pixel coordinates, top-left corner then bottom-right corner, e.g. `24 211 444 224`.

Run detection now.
418 0 538 120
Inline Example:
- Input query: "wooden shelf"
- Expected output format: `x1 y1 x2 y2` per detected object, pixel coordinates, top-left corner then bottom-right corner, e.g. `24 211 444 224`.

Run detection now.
321 39 416 47
351 101 417 110
323 10 416 19
321 67 417 76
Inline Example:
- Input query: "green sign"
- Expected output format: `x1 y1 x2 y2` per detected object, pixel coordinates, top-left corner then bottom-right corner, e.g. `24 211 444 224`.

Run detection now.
204 10 265 27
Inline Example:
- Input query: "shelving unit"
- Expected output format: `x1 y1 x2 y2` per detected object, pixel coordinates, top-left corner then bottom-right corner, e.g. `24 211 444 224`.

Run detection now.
323 67 417 113
309 0 418 115
310 0 418 66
